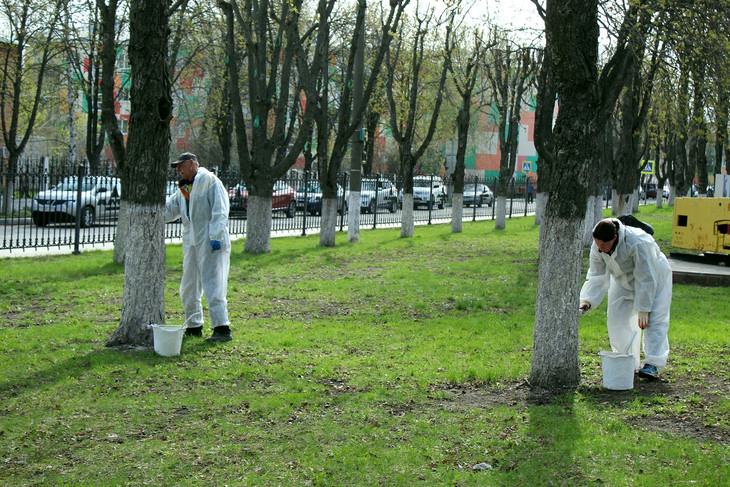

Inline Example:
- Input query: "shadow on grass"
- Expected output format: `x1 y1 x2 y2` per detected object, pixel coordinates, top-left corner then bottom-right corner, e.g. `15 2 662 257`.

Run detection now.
0 337 232 399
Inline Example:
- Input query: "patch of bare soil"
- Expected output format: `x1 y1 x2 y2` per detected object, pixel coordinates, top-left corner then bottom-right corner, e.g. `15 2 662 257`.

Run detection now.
434 373 729 446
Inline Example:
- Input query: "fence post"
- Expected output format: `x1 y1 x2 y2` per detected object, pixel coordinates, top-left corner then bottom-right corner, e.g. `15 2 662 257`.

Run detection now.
301 172 308 237
471 175 477 221
72 164 86 255
339 172 347 232
427 174 433 224
372 174 379 229
508 176 514 218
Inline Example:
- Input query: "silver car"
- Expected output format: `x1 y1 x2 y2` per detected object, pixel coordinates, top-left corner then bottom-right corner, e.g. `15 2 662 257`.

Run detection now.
463 183 493 207
31 176 122 227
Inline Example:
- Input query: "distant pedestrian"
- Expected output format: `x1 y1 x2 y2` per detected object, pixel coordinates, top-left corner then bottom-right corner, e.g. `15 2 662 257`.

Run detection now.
526 182 534 204
165 153 232 342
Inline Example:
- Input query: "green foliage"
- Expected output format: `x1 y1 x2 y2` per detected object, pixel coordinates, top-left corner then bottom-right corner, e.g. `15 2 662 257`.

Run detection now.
1 208 728 485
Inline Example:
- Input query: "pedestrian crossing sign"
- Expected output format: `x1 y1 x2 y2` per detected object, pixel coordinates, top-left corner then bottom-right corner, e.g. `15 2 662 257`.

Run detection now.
641 160 655 174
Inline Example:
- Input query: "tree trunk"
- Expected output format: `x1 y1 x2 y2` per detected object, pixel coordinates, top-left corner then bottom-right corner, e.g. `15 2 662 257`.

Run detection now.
582 195 602 248
113 200 131 264
106 0 172 348
451 193 463 233
495 196 507 230
531 216 583 388
245 195 273 254
400 194 414 238
347 191 361 243
534 192 547 226
318 198 338 247
107 206 165 347
530 0 608 391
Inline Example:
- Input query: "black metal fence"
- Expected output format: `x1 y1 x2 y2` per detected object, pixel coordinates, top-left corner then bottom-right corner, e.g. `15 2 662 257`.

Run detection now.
0 161 539 254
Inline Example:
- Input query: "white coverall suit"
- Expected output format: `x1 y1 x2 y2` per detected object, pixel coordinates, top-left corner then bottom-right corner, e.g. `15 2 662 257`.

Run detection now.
580 220 672 370
165 167 231 329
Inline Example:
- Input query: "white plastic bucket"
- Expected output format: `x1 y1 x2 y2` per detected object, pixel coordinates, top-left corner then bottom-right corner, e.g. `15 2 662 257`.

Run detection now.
599 351 635 390
150 324 185 357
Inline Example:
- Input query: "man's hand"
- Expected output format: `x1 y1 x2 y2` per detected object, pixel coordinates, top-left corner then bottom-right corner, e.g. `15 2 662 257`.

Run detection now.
579 301 591 316
211 240 221 252
638 311 649 329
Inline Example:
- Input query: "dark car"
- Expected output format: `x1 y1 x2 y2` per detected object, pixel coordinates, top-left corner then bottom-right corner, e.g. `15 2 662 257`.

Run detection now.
296 183 348 215
644 184 658 198
229 180 297 217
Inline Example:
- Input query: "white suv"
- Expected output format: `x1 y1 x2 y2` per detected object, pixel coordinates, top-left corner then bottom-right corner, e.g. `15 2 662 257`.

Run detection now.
360 178 397 214
400 176 446 210
31 176 122 227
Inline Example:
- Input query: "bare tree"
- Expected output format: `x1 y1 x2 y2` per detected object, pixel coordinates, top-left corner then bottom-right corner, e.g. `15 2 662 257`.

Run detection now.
308 0 407 247
610 10 662 217
445 24 492 233
386 5 452 238
97 0 132 264
0 0 64 213
484 39 538 230
218 0 329 253
63 0 108 173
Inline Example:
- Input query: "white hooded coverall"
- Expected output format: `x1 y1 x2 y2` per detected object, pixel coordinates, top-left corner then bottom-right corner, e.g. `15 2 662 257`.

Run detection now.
165 167 231 329
580 220 672 370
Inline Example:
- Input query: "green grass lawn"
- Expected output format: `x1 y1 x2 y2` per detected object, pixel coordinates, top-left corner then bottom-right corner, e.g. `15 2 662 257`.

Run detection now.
1 206 728 486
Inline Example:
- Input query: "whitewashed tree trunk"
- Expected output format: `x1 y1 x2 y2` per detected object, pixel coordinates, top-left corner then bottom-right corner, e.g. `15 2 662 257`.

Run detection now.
106 204 165 348
534 192 547 226
614 191 633 216
113 201 131 264
632 188 640 212
347 191 360 243
655 195 663 209
319 197 338 247
245 195 273 253
400 193 414 238
582 195 603 248
668 187 675 206
530 215 583 388
451 193 463 233
495 195 507 230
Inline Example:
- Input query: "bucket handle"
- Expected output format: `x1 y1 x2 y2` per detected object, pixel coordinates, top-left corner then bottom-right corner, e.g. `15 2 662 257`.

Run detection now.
147 310 203 330
182 310 203 328
621 330 638 355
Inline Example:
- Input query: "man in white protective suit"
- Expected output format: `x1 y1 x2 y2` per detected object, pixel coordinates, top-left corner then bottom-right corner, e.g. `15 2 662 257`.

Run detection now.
579 218 672 380
166 153 232 342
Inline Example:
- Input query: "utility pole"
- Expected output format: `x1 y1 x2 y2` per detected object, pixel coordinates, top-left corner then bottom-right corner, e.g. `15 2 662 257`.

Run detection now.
347 0 366 243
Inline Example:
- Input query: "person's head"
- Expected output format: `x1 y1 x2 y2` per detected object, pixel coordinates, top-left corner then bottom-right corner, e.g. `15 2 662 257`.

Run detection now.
592 219 618 253
171 152 199 180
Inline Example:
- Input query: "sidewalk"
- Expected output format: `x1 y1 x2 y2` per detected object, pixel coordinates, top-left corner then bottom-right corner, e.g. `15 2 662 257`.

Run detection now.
668 252 730 287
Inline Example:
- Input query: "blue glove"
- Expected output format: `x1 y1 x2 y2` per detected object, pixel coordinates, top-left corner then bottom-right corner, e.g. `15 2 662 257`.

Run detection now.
211 240 221 252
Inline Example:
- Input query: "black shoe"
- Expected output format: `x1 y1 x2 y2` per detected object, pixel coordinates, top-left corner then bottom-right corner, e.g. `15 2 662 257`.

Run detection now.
184 326 203 338
205 326 232 342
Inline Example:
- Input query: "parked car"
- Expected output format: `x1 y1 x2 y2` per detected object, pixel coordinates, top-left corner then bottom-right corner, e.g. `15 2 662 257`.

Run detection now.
413 176 446 210
229 180 297 217
296 182 348 215
462 183 494 207
31 176 121 227
663 186 670 199
398 176 447 209
360 177 397 213
644 183 658 198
